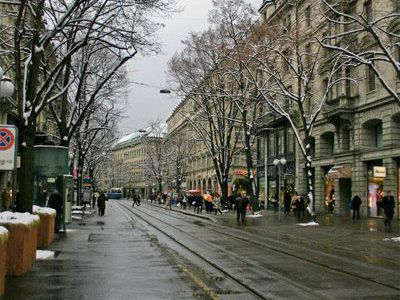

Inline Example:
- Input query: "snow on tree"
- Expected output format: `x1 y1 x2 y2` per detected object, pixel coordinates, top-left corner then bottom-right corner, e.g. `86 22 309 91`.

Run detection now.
168 28 243 203
250 0 350 219
0 0 176 212
321 0 400 103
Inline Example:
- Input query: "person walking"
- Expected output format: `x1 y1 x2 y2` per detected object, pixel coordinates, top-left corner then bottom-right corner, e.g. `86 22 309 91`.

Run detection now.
382 190 395 227
1 182 13 211
284 192 291 215
213 193 223 215
235 194 249 223
97 191 107 216
292 192 304 221
165 193 171 210
48 189 63 232
351 195 362 220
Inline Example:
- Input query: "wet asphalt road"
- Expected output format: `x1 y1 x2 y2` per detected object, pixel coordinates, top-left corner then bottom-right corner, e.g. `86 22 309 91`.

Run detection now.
4 200 400 300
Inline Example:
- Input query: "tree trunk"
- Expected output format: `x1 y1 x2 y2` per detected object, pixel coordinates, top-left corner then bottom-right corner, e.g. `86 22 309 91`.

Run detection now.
17 121 36 213
158 179 162 194
303 148 316 221
220 179 229 205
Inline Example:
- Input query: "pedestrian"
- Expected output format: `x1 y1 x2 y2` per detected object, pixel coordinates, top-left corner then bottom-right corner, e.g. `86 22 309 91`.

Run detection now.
194 194 202 214
165 194 171 210
351 195 362 220
270 193 278 212
292 192 304 221
48 188 63 232
213 193 223 215
92 193 97 209
97 191 107 216
235 193 249 223
328 188 335 214
136 193 141 206
382 190 395 227
1 182 13 211
284 192 291 215
181 193 187 210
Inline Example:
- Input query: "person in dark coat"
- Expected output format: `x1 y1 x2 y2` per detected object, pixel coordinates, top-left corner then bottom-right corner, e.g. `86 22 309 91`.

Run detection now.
292 192 304 221
194 195 203 214
284 192 292 215
97 192 107 216
235 194 249 223
351 195 362 220
382 191 395 227
48 189 63 232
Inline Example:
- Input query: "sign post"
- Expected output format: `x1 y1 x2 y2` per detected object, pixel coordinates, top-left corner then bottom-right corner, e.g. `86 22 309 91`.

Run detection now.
0 125 17 171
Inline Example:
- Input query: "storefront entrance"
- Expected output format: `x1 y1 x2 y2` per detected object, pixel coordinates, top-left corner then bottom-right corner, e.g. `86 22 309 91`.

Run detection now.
367 160 385 218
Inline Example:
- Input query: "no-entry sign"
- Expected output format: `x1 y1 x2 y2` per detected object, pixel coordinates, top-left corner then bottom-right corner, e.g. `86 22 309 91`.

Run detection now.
0 125 17 171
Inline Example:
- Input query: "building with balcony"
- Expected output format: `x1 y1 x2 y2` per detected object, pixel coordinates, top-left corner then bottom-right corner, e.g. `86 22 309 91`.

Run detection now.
259 0 400 219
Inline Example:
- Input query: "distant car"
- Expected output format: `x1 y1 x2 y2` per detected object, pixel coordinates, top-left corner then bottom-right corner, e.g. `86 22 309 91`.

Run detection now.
107 188 122 199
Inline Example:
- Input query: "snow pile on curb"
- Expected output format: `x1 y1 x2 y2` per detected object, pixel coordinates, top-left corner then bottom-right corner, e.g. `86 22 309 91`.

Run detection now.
33 205 56 216
0 226 9 246
36 250 55 260
247 211 263 218
383 237 400 242
0 211 40 228
297 221 319 227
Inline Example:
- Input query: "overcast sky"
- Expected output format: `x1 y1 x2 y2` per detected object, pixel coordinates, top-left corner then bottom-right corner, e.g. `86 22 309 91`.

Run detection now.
119 0 262 136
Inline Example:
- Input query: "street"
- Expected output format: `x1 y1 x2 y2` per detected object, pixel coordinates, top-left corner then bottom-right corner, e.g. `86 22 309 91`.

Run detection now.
5 200 399 300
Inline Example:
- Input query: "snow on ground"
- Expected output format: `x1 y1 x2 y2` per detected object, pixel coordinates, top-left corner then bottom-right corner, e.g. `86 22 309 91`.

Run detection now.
383 237 400 242
36 250 55 260
297 221 319 227
247 214 263 218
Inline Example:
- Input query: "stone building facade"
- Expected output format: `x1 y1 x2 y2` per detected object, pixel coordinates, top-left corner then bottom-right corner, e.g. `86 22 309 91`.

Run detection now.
259 0 400 219
167 97 249 195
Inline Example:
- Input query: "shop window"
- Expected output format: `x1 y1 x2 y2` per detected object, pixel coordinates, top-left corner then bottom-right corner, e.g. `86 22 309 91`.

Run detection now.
367 162 384 217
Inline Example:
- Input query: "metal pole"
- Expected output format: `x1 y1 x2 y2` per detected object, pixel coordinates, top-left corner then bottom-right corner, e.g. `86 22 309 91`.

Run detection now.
278 164 281 221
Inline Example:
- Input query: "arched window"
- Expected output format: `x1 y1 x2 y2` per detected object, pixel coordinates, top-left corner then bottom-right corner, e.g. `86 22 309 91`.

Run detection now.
320 132 335 157
362 119 383 148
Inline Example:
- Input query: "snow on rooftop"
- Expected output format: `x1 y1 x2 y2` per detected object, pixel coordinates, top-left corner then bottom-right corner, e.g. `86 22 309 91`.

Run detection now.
115 123 168 146
33 205 56 216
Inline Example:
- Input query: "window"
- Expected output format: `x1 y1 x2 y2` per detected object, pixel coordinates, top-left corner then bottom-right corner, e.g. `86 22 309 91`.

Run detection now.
284 86 293 110
268 133 275 157
284 14 291 32
278 129 285 154
367 65 376 92
305 6 311 28
282 49 291 71
364 1 372 23
396 0 400 13
287 129 295 154
305 43 311 66
375 123 383 148
345 67 352 96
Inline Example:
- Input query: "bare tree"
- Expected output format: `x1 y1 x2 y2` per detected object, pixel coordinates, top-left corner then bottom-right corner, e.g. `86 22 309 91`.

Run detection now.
208 0 264 209
0 0 175 212
168 28 242 203
321 0 400 103
250 4 348 219
142 120 169 193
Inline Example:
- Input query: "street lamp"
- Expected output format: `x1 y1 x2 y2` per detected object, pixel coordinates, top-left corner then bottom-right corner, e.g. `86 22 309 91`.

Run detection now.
0 67 15 99
273 157 287 221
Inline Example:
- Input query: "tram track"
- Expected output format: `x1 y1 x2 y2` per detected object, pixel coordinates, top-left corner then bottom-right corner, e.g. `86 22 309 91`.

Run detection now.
116 201 272 300
125 201 400 295
140 201 400 291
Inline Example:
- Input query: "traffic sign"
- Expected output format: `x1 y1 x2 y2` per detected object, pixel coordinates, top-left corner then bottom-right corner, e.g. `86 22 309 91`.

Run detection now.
0 125 17 171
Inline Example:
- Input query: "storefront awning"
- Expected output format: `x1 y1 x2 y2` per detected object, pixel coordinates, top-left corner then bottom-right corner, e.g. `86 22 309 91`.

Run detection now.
327 164 352 179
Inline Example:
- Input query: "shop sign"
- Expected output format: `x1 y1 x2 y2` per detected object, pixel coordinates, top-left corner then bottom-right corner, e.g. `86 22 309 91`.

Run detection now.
373 166 386 178
234 169 257 176
0 125 17 171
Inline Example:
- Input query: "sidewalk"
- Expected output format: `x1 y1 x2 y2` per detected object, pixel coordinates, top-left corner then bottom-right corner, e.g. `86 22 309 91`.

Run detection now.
4 201 204 300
